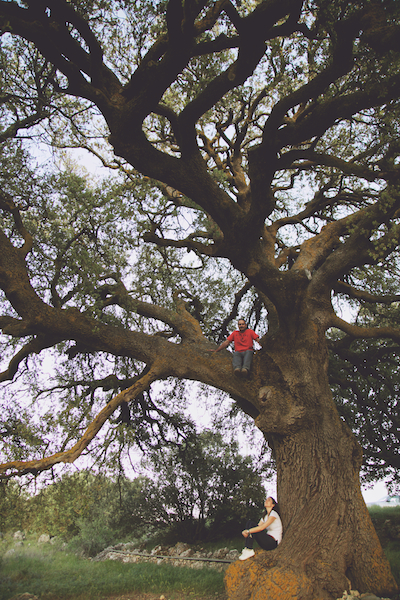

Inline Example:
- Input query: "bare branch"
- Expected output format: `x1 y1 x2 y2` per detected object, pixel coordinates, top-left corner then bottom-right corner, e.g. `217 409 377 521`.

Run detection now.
334 281 400 304
218 281 252 341
0 192 33 256
142 228 220 257
0 365 162 479
277 149 383 183
329 314 400 343
0 109 50 144
0 334 60 383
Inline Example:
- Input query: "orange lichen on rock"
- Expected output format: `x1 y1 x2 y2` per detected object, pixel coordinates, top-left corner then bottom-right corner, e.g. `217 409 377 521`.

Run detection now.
250 567 314 600
225 561 317 600
225 558 265 600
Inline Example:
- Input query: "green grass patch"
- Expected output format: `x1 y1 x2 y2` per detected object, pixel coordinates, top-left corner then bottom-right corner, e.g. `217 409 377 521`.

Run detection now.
367 507 400 587
1 524 399 600
384 541 400 586
0 544 224 600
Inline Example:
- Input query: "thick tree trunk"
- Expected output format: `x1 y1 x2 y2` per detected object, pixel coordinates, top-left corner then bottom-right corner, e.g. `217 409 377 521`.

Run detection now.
225 323 398 600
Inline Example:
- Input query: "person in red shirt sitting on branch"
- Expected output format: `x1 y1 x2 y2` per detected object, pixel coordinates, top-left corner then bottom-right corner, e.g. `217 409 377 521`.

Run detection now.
209 318 260 378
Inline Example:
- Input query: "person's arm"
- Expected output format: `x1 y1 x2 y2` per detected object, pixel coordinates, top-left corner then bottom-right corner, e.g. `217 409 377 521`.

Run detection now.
208 339 230 353
242 515 276 537
253 331 262 348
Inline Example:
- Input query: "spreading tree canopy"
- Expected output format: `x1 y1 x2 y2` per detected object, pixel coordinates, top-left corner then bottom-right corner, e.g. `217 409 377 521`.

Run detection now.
1 0 400 598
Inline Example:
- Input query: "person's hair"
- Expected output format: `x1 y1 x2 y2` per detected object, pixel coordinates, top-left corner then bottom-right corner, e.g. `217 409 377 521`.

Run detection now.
269 496 280 516
263 496 280 517
238 318 247 325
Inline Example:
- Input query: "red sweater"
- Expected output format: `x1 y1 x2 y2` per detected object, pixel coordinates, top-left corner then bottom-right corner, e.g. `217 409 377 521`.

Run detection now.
227 328 259 352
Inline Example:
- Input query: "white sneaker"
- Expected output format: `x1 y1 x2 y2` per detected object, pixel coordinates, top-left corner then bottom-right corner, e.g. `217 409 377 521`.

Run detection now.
239 548 255 560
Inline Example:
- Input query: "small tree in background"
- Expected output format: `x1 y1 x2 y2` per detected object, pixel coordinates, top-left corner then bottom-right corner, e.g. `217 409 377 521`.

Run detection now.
18 471 119 540
0 480 30 533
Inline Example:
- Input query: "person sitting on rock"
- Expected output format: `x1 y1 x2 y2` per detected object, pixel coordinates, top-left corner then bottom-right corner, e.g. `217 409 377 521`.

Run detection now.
239 496 282 560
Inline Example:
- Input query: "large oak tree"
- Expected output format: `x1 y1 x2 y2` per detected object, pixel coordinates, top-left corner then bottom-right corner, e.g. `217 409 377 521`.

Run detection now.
1 0 400 598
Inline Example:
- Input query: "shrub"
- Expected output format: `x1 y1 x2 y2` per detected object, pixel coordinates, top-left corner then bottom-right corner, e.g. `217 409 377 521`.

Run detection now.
66 517 118 557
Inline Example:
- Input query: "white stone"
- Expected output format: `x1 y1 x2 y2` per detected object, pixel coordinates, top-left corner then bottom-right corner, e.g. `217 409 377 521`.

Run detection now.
172 542 189 555
180 548 194 557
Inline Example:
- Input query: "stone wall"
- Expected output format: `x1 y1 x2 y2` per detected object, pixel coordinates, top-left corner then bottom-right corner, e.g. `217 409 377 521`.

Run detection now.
92 541 239 572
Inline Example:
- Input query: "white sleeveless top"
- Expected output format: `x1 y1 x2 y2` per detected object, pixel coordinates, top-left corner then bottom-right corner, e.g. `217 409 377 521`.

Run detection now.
262 509 283 544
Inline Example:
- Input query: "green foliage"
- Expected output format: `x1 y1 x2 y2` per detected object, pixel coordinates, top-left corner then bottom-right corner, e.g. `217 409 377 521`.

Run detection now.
329 266 400 488
21 471 143 540
66 516 117 557
0 470 146 552
331 339 400 486
136 430 268 542
0 480 29 533
0 401 44 464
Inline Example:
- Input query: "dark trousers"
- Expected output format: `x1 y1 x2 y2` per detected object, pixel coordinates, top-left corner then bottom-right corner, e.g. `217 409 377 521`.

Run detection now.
244 520 278 551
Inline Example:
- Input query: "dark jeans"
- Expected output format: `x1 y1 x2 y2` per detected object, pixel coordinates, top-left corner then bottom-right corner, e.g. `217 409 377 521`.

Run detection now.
232 350 254 371
244 520 278 551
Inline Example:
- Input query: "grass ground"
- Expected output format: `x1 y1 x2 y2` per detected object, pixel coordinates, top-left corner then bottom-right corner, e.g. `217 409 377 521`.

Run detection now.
0 539 227 600
1 508 399 600
368 506 400 586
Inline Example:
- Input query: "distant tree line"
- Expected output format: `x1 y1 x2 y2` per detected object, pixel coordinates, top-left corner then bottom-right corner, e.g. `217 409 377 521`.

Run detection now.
0 432 267 554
